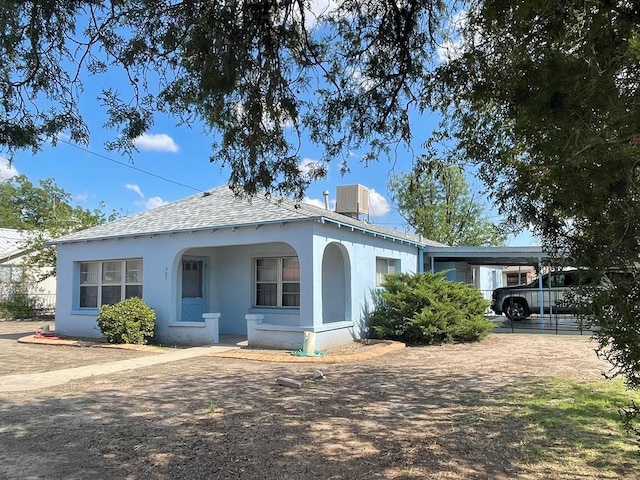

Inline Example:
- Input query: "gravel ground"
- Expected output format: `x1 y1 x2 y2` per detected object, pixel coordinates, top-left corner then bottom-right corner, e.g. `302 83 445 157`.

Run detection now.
0 321 634 480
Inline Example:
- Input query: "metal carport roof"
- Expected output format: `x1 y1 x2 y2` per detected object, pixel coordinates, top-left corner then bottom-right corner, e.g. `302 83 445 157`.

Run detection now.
423 246 548 267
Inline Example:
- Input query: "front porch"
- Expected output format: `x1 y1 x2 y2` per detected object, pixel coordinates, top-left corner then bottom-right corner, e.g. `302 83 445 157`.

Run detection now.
159 235 357 350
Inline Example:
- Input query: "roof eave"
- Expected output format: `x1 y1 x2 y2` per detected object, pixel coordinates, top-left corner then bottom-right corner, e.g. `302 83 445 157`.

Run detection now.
47 217 317 246
318 216 425 247
48 215 427 248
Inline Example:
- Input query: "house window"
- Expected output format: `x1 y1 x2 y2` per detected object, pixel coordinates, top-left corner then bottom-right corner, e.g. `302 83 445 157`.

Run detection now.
506 272 525 286
79 259 143 308
255 257 300 307
0 265 24 284
376 257 399 286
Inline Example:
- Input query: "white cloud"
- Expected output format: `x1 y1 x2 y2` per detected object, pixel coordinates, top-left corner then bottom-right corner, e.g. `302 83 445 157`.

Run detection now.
125 183 145 198
436 10 468 64
302 196 335 210
437 39 463 63
302 197 325 208
144 196 168 210
305 0 340 28
125 184 167 210
308 0 339 17
298 158 327 178
233 100 294 130
74 193 90 203
367 189 390 217
0 157 19 180
56 132 71 142
133 133 179 153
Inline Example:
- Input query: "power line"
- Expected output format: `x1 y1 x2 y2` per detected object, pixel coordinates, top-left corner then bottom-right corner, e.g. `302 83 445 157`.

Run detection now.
59 139 204 194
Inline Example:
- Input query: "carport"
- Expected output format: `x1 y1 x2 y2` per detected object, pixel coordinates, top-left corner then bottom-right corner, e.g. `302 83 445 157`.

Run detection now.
423 245 547 270
423 245 548 298
421 246 588 334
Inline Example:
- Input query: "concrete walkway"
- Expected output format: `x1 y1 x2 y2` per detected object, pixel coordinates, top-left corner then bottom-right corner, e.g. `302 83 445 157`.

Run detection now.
0 344 239 393
1 332 405 393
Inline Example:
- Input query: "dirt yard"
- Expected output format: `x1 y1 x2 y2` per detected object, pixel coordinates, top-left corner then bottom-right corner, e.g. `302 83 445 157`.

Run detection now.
0 321 636 479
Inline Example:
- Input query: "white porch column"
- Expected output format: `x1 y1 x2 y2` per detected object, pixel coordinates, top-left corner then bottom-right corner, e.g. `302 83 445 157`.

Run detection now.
296 235 316 329
202 312 221 343
246 314 264 345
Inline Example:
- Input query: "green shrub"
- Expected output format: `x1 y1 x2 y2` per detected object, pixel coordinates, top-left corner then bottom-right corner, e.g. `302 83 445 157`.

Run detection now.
97 297 156 345
370 271 495 344
0 285 38 320
0 295 37 319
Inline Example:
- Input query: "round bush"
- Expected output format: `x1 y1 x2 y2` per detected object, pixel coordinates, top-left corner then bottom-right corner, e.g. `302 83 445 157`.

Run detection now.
97 297 156 345
370 271 494 344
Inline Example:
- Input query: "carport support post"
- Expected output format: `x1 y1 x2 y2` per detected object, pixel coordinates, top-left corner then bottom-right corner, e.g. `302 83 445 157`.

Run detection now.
538 258 544 323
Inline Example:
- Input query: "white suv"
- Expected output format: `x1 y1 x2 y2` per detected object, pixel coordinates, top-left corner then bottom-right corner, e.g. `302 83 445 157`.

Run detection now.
491 270 590 321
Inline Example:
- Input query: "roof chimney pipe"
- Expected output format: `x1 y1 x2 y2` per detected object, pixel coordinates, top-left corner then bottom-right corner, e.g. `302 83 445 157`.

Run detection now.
322 190 330 210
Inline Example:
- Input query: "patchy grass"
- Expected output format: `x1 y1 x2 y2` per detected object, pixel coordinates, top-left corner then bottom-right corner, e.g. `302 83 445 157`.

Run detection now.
505 378 640 477
207 403 219 414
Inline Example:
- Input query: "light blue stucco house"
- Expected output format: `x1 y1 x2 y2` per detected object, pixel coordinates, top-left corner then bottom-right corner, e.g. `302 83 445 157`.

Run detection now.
50 185 444 349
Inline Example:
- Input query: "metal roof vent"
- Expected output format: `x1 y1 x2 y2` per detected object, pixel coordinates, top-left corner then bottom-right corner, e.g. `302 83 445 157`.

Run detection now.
335 184 369 219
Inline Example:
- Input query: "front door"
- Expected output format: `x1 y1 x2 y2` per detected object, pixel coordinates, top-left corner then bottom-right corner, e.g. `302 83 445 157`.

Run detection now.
181 257 206 321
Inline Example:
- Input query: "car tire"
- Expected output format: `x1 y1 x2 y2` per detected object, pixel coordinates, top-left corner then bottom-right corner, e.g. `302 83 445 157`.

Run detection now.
504 299 529 321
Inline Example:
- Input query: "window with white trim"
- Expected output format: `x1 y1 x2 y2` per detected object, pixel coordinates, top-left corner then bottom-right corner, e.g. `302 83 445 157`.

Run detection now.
255 257 300 307
0 265 24 284
79 259 143 308
376 257 399 287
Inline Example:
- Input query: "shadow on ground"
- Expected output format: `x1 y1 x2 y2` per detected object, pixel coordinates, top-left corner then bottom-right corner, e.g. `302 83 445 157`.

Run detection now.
0 351 637 480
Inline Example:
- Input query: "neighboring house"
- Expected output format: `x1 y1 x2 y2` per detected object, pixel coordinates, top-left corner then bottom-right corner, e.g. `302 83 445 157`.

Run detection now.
50 185 444 349
502 265 536 286
0 228 28 292
0 228 57 317
0 228 56 296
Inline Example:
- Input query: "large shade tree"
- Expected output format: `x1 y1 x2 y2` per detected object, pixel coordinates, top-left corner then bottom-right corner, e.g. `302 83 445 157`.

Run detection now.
0 175 117 278
426 0 640 429
389 160 504 245
0 0 448 199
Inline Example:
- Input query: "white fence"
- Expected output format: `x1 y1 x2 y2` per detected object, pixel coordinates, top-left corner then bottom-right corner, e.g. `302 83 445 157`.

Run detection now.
0 292 56 320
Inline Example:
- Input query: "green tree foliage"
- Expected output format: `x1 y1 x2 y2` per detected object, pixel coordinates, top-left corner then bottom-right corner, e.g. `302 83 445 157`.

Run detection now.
370 272 494 344
389 159 505 245
0 0 448 199
97 297 156 345
427 1 640 429
429 0 640 261
0 175 117 278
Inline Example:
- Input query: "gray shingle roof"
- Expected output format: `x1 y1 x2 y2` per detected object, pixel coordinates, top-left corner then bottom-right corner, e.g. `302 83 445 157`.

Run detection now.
50 186 444 247
0 228 29 260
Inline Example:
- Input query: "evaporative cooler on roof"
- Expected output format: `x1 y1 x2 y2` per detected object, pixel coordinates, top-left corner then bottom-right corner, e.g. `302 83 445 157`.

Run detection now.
335 184 369 219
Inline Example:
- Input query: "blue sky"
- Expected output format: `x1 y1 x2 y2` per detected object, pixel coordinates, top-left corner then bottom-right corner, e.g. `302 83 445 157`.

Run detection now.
0 3 536 246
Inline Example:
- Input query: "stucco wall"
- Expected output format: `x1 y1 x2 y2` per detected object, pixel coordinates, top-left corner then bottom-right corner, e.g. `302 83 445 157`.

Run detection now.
54 219 421 346
311 223 419 340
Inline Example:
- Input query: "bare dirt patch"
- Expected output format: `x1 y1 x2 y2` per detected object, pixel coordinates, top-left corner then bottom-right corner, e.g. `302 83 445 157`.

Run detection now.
0 322 636 480
0 320 160 376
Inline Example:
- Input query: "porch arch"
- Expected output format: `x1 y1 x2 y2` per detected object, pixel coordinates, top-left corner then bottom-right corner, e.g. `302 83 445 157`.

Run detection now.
321 242 351 324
